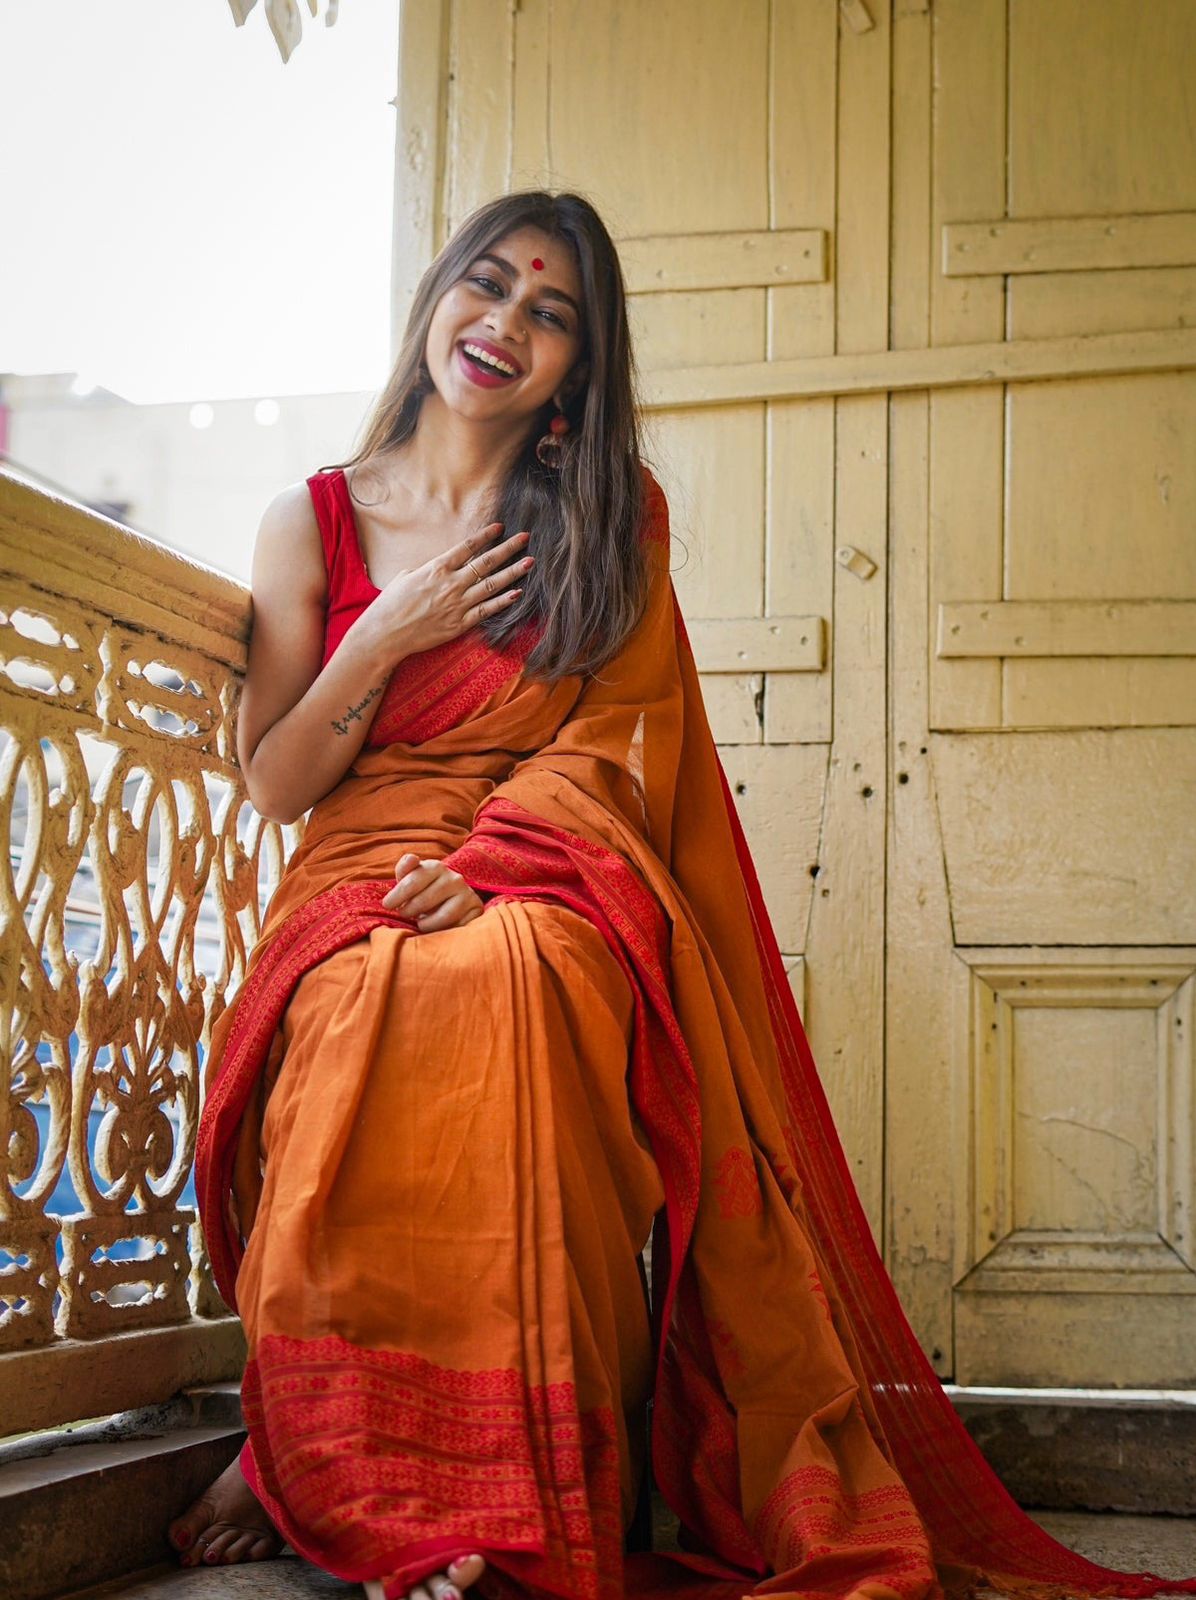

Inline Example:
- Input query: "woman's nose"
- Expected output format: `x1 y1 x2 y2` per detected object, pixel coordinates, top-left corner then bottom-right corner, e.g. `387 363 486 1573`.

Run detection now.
488 303 529 339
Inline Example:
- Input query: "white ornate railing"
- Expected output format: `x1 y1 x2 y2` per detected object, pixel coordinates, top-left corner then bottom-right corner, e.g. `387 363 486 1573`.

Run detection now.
0 471 298 1436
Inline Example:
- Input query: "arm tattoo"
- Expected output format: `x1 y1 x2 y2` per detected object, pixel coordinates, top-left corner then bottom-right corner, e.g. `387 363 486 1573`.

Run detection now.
331 682 385 735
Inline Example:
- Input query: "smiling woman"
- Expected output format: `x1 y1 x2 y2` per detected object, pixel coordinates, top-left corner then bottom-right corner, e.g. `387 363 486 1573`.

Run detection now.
176 189 1196 1600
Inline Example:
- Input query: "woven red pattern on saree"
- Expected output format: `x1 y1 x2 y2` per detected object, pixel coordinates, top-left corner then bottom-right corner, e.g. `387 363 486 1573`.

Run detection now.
243 1333 624 1600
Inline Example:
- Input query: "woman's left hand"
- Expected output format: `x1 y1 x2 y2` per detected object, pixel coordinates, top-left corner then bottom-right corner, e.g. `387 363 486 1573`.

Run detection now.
381 852 485 931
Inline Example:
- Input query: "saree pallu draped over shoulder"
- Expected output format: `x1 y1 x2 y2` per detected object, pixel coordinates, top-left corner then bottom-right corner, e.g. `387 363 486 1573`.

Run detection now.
196 469 1196 1600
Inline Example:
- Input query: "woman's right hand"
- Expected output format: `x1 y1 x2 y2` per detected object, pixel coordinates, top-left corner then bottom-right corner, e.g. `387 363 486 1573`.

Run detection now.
359 523 533 662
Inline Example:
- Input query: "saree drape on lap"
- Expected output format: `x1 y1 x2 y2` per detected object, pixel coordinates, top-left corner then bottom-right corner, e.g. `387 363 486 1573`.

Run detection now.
196 467 1196 1600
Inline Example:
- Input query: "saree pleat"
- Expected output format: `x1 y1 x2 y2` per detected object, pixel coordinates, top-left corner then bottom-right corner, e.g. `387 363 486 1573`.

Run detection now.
228 900 663 1595
196 466 1196 1600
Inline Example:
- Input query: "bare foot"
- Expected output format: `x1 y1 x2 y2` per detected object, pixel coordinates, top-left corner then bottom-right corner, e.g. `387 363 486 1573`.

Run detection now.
168 1454 283 1567
365 1553 487 1600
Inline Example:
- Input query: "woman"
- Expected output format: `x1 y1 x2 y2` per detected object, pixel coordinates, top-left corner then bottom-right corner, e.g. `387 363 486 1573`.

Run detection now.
177 190 1195 1600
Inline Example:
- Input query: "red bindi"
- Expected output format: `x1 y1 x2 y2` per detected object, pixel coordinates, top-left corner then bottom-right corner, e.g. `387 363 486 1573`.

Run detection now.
531 257 544 271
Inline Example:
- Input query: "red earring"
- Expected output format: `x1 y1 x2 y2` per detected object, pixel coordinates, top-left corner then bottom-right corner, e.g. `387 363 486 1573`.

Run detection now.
535 411 570 469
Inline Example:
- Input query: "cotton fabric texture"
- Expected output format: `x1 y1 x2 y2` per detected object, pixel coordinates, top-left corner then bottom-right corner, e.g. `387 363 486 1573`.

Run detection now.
196 467 1196 1600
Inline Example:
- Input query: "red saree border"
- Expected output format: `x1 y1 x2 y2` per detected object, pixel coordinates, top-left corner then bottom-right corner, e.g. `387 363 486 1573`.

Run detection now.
239 1331 624 1600
195 880 416 1307
369 619 539 746
753 1465 934 1600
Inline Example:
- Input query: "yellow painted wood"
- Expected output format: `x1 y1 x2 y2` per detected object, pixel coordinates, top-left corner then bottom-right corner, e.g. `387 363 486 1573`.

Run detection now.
618 229 827 295
950 949 1195 1386
638 327 1196 409
0 473 298 1417
717 746 828 953
884 0 957 1376
1010 267 1196 342
890 0 1196 1387
549 0 771 239
953 1294 1196 1388
765 0 838 746
1008 0 1196 219
764 397 834 743
938 600 1196 659
446 0 511 236
699 674 763 745
512 0 551 189
933 730 1196 946
799 0 892 1226
686 616 824 674
631 288 766 378
839 0 876 36
391 0 450 354
653 406 765 626
944 211 1196 277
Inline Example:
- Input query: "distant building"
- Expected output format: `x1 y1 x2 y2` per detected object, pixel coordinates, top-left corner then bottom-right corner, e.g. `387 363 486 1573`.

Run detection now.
0 371 377 581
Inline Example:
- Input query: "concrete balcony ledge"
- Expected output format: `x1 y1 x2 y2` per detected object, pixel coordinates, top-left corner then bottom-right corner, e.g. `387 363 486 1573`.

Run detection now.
947 1385 1196 1515
0 1388 244 1600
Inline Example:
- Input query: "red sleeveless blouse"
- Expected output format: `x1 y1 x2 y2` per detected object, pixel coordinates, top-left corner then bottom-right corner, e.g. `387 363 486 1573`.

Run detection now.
303 466 540 747
306 468 380 669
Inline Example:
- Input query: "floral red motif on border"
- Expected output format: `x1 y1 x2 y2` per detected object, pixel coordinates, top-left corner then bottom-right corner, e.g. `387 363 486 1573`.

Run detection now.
242 1333 624 1600
712 1145 765 1219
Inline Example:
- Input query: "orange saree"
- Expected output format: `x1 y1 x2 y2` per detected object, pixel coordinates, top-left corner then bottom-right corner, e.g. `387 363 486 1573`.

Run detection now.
196 468 1195 1600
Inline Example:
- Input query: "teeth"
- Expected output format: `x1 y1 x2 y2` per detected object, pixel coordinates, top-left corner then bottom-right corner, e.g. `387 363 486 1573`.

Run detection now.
463 341 517 376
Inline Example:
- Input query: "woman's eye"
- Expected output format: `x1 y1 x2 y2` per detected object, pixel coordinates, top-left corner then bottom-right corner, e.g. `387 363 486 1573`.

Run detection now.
470 277 566 329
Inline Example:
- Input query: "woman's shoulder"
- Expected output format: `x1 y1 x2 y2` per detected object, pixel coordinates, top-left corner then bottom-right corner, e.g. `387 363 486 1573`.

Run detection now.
249 479 327 601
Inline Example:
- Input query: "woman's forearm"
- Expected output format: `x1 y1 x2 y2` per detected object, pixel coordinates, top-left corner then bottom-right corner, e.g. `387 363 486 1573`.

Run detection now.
243 615 405 823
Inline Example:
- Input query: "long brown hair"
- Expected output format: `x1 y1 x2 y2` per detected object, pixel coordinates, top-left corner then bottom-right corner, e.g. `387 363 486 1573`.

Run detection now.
320 189 652 681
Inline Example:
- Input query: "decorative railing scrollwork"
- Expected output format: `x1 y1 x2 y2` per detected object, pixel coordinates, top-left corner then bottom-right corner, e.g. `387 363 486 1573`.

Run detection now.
0 472 299 1397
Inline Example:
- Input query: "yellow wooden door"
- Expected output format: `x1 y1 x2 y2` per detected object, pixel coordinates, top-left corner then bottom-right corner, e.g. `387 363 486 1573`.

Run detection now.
887 0 1196 1387
392 0 1196 1388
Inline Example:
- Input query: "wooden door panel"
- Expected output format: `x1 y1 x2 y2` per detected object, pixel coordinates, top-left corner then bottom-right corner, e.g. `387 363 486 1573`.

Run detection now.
1008 0 1196 219
951 949 1196 1385
932 730 1196 947
913 0 1196 1384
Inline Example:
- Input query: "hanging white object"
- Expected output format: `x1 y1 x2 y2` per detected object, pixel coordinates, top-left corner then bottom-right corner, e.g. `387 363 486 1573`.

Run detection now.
225 0 340 62
265 0 303 62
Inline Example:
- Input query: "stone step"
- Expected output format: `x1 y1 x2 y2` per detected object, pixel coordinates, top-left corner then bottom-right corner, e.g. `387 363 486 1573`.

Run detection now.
55 1513 1196 1599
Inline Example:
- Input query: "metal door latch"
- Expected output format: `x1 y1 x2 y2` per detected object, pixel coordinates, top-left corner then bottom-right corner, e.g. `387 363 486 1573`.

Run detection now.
836 545 878 580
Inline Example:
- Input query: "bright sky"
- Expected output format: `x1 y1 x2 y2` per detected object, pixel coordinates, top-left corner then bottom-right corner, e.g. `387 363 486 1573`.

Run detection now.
0 0 399 404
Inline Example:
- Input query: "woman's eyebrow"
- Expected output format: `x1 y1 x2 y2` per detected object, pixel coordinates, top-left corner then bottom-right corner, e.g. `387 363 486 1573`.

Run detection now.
474 252 580 316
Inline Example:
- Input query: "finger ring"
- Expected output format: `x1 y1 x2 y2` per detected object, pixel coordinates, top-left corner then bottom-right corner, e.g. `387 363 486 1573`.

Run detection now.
467 558 482 582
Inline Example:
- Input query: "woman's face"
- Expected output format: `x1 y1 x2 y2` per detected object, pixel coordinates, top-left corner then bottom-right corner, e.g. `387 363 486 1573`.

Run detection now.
424 225 587 427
